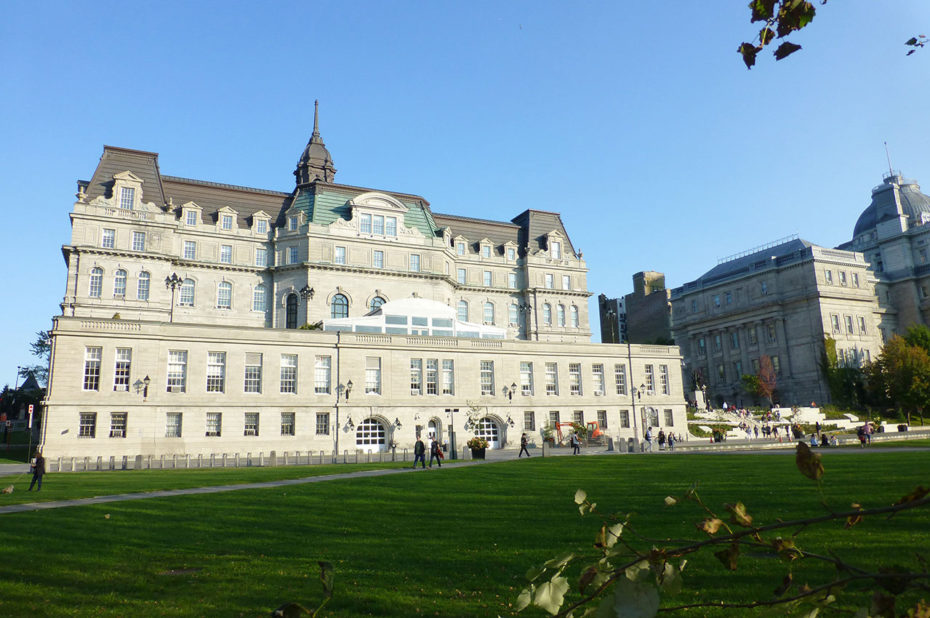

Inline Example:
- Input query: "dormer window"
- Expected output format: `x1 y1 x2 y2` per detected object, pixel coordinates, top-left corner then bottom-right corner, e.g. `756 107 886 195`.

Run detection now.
360 213 372 234
457 242 466 256
256 219 267 234
482 245 491 258
119 187 135 210
507 247 515 261
288 216 298 231
551 241 562 260
221 215 233 230
185 210 198 226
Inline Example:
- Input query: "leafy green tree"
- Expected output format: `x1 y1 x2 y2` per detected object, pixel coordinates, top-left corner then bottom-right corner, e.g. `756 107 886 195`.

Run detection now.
819 336 866 410
17 330 51 386
904 323 930 354
872 335 930 425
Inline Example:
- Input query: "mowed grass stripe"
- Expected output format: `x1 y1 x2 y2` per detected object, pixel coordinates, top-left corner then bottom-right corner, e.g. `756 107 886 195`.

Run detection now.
0 451 927 617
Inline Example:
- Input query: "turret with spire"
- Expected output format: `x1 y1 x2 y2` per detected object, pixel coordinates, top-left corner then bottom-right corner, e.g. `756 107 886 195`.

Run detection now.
294 100 336 185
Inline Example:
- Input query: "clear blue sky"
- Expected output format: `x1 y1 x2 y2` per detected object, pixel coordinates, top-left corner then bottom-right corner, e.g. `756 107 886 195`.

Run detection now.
1 1 928 387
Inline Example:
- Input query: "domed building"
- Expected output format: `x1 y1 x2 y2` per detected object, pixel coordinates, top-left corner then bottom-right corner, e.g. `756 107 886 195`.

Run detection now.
838 172 930 334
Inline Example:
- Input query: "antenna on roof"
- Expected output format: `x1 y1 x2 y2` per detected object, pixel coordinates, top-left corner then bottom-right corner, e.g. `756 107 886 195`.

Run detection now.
884 141 895 177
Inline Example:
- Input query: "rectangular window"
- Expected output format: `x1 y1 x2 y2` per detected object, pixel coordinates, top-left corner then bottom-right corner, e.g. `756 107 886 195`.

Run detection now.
457 268 466 284
614 364 627 395
442 359 455 395
426 359 439 395
717 363 725 381
664 409 674 426
457 241 465 255
410 254 420 272
186 210 198 226
385 217 397 236
569 363 582 395
206 412 222 437
619 410 630 428
256 248 268 267
725 291 732 305
549 411 560 426
288 215 298 231
410 359 423 395
772 356 781 374
858 316 867 333
839 271 847 285
101 228 115 248
113 348 131 392
730 332 739 349
316 412 330 435
545 273 553 289
244 412 259 436
483 271 492 286
573 410 584 424
751 358 760 373
551 241 561 260
713 294 721 308
845 315 854 334
360 213 372 234
281 412 295 436
713 334 722 352
546 362 559 395
113 267 126 297
366 357 382 394
659 365 669 395
597 410 607 429
373 250 384 269
767 322 777 343
373 215 384 235
562 275 570 290
482 245 491 258
480 360 495 395
733 360 742 378
221 214 233 230
644 364 655 393
852 273 859 287
288 246 299 264
244 352 262 393
825 269 833 284
220 244 232 264
520 361 534 395
314 355 332 394
167 350 187 392
120 187 134 209
132 231 145 252
524 411 535 431
256 219 267 234
109 412 127 438
166 413 182 437
79 412 97 438
83 347 102 391
748 327 758 346
334 246 346 265
206 352 226 393
698 337 706 357
592 364 605 394
184 240 197 260
761 281 768 295
483 302 494 323
508 247 516 260
280 354 298 393
508 273 517 288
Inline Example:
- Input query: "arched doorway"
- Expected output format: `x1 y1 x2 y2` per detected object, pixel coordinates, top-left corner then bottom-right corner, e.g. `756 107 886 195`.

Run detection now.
645 407 660 429
285 293 298 329
355 418 387 452
427 418 442 443
475 417 500 449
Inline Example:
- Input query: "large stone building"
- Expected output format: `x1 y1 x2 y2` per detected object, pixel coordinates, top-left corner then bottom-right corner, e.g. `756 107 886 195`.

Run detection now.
669 237 885 407
40 111 687 463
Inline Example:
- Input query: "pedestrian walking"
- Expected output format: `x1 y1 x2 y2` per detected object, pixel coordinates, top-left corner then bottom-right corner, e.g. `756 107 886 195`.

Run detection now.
657 429 666 451
428 438 443 468
667 432 675 451
28 451 45 491
570 432 581 455
644 427 654 452
518 433 530 458
412 437 426 468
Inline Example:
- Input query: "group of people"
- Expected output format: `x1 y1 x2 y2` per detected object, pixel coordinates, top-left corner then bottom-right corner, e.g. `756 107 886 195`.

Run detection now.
412 436 445 469
644 427 681 452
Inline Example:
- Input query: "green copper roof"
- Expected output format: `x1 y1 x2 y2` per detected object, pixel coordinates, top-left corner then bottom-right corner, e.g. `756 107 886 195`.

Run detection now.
294 186 440 237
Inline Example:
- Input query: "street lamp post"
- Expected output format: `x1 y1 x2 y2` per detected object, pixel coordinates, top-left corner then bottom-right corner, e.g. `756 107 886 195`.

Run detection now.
445 408 459 460
164 273 182 323
299 286 315 325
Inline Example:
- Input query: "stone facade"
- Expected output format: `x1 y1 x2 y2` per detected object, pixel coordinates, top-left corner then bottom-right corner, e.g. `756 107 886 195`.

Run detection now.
41 124 688 460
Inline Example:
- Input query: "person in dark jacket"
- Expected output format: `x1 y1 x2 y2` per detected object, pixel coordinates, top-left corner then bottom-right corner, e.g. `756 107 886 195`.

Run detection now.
518 433 530 458
28 451 45 491
428 438 442 468
412 437 426 469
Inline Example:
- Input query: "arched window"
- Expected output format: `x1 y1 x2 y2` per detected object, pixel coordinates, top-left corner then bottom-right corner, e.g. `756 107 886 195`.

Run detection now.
509 303 518 326
570 305 579 328
285 293 298 329
252 283 266 312
113 269 127 297
89 267 103 298
457 300 469 322
331 293 348 318
179 279 195 306
543 303 552 325
217 282 232 309
356 418 386 452
557 304 566 326
369 296 386 312
475 417 500 449
483 301 495 324
137 271 150 300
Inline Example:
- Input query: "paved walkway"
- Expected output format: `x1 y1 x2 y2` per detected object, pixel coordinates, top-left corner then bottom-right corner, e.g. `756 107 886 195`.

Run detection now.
2 437 926 516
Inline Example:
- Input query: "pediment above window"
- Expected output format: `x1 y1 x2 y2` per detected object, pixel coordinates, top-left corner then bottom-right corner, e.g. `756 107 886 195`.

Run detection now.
348 192 409 213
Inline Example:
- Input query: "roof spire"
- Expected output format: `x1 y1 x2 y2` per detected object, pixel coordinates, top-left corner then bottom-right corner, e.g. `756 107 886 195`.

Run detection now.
312 99 320 139
884 141 895 178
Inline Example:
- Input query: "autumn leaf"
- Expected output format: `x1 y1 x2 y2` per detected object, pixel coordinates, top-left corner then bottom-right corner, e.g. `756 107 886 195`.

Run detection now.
698 518 725 535
893 486 929 506
726 502 753 527
739 42 761 69
714 543 740 571
795 441 824 481
774 41 802 60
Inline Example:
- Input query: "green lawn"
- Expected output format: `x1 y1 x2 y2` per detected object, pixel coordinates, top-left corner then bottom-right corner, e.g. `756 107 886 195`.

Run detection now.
0 451 927 617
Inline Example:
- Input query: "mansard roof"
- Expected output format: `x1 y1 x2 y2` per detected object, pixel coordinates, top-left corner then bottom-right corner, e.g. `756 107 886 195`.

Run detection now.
694 237 816 287
510 209 577 256
82 146 167 207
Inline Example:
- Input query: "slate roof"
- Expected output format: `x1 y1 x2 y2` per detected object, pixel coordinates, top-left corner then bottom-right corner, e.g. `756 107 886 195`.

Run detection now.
431 213 521 254
163 176 291 228
853 174 930 237
510 209 577 256
83 146 167 207
695 238 815 287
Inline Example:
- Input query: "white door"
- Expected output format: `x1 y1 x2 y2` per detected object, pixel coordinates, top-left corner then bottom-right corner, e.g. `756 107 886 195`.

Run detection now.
476 417 500 449
356 418 387 453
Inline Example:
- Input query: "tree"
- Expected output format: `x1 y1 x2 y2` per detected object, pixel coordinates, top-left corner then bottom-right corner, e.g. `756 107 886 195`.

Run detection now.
871 335 930 425
18 330 51 387
739 1 925 69
819 336 866 410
